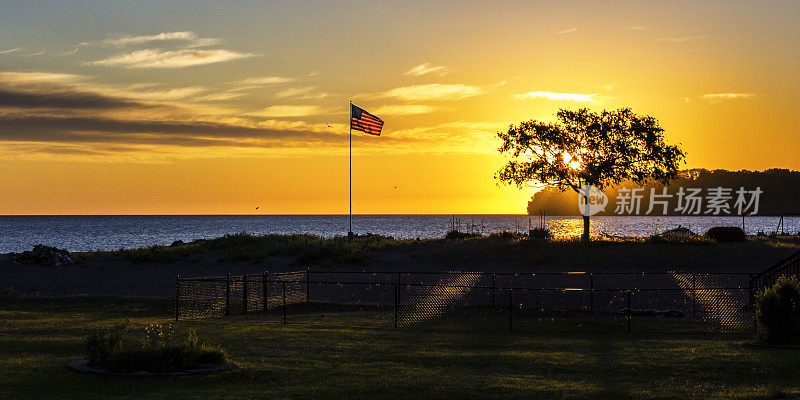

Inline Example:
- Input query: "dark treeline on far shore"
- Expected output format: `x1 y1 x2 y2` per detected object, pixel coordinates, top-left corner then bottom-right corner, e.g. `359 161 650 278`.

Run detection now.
528 169 800 216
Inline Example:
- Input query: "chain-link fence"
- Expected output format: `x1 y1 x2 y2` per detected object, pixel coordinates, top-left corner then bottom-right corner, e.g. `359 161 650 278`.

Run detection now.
176 270 757 334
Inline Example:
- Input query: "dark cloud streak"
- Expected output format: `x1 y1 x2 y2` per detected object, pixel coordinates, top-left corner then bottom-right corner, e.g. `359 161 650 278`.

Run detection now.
0 115 339 148
0 88 147 110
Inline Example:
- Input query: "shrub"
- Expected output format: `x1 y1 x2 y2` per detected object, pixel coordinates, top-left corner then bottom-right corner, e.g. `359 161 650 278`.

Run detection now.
704 226 746 242
85 322 228 373
646 231 709 245
528 227 552 240
756 276 800 345
490 230 521 240
85 321 130 367
445 230 481 240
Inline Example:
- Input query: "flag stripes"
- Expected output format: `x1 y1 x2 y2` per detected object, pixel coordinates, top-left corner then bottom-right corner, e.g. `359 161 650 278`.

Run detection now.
350 103 384 136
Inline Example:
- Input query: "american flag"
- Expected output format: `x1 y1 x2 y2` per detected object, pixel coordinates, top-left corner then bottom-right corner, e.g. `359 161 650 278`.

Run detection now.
350 103 384 136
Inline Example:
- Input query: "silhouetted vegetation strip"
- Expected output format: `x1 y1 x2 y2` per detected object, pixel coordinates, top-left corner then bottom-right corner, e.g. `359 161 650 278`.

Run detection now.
78 232 406 265
76 230 772 267
85 322 227 373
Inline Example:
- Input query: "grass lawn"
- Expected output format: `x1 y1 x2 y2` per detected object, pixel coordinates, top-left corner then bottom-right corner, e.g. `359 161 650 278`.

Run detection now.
1 297 799 399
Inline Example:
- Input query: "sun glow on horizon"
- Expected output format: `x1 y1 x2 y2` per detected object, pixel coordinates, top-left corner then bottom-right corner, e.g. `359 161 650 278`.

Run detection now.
0 1 798 214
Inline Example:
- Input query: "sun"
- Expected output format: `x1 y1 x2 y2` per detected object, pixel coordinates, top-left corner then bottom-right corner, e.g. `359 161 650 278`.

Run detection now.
563 152 582 170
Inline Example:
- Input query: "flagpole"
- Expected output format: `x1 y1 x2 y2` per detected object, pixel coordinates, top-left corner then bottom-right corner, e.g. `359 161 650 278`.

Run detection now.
348 101 353 241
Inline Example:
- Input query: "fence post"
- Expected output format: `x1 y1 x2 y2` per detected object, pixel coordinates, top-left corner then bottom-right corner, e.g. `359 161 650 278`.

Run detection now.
750 273 758 336
508 289 513 332
589 273 594 314
225 273 231 317
242 274 248 315
627 290 632 334
175 274 180 322
268 271 269 312
692 273 697 318
306 267 310 303
282 281 287 324
394 282 399 329
754 303 759 336
491 274 496 308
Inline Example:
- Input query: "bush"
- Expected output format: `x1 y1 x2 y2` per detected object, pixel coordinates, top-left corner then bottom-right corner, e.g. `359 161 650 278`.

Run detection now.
704 226 747 242
528 227 552 240
646 231 709 245
489 230 524 240
85 322 228 373
445 230 481 240
756 276 800 345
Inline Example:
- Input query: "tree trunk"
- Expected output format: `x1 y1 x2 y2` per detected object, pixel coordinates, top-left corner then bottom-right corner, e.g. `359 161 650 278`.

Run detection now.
582 215 590 242
581 193 590 242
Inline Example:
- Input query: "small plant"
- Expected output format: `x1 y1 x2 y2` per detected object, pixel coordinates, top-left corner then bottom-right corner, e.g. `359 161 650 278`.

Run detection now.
646 231 709 245
704 226 746 242
84 322 227 373
1 286 15 296
144 323 174 347
756 276 800 345
489 230 523 240
528 227 552 240
445 230 481 240
85 321 130 367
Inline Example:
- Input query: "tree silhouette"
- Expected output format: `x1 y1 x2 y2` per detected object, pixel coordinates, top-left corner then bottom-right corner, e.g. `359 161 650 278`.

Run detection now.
496 108 686 241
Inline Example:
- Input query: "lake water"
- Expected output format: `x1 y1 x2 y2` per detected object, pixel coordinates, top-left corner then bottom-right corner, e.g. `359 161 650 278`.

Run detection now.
0 215 798 253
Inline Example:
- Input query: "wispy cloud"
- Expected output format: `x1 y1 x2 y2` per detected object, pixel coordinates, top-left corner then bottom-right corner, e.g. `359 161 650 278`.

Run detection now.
0 48 21 55
622 26 646 32
404 63 451 76
379 84 483 101
555 27 577 34
22 49 46 56
275 86 327 99
373 105 439 116
233 76 294 86
190 76 297 102
701 93 756 103
195 92 246 102
55 48 79 56
513 91 596 102
185 38 222 48
0 71 82 85
114 86 207 101
386 120 506 153
85 31 220 48
655 35 707 42
245 105 324 118
88 49 253 68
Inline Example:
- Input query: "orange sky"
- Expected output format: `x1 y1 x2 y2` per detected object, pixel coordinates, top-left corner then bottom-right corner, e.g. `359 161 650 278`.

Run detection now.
0 1 798 214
